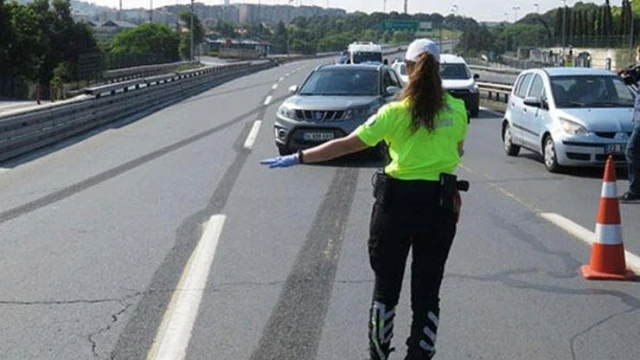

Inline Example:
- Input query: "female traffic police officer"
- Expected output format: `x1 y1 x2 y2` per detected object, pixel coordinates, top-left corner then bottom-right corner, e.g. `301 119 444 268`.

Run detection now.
261 39 468 360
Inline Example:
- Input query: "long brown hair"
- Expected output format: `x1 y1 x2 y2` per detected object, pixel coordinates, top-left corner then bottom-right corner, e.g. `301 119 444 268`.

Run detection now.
401 52 445 132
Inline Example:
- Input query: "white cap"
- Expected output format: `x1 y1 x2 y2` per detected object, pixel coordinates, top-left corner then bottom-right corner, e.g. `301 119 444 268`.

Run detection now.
405 39 440 63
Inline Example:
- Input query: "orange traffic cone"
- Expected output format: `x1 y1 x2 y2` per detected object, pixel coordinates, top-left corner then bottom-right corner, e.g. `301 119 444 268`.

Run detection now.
581 155 636 281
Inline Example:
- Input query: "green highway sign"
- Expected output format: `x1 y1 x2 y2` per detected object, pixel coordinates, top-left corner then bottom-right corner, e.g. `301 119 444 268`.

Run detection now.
380 20 420 31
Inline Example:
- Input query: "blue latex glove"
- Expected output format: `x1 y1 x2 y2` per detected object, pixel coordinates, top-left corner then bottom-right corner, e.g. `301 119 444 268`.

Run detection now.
260 154 300 168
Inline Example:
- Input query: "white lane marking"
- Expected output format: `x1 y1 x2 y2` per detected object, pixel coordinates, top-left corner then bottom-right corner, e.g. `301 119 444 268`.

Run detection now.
286 73 291 77
146 215 226 360
479 107 504 117
540 213 640 274
279 77 284 82
272 83 278 90
264 96 272 106
243 120 263 150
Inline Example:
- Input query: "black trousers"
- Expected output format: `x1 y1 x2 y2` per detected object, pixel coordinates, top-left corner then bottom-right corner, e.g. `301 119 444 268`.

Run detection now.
367 178 457 360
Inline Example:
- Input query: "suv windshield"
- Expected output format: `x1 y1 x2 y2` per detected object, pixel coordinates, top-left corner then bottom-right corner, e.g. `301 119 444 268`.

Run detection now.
352 51 383 64
551 75 635 108
440 63 471 80
299 69 379 96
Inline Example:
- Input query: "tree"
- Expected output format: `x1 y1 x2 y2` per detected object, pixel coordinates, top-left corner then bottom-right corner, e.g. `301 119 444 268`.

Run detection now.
603 1 613 37
110 23 180 61
0 0 12 73
3 1 41 80
178 11 204 60
272 21 288 54
215 21 236 39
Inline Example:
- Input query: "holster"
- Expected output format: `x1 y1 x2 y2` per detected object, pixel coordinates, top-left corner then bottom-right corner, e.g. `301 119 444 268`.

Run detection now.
372 171 391 205
439 173 458 211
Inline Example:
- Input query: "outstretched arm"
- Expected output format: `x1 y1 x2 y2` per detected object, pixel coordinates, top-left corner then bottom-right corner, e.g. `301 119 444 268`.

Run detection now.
261 133 371 168
301 133 370 163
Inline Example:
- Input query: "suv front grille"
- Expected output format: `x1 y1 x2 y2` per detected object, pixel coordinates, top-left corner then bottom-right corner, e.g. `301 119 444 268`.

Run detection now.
295 110 346 122
595 132 616 139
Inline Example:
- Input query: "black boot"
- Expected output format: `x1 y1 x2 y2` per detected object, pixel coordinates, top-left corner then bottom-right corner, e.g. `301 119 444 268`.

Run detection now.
368 301 396 360
405 309 439 360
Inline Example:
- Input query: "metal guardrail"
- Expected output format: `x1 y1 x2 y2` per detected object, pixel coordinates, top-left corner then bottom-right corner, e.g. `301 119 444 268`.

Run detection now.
477 82 513 103
468 65 522 75
103 61 198 83
0 61 273 162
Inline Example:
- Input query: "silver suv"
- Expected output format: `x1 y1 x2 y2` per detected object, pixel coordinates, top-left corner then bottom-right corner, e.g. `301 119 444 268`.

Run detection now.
274 64 403 155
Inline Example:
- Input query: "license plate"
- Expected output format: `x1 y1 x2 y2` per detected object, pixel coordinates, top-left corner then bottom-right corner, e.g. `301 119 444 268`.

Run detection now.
303 132 335 141
604 144 626 154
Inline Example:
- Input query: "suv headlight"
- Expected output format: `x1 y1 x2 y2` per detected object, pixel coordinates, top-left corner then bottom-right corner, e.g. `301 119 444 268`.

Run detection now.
345 105 379 120
559 118 589 136
278 106 295 119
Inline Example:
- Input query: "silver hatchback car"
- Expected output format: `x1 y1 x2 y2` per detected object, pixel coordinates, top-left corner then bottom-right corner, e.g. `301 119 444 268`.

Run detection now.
502 67 635 172
274 64 403 155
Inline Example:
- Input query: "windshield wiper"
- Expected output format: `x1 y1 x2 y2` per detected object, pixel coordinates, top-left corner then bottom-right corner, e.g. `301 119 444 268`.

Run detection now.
590 101 633 107
557 101 586 108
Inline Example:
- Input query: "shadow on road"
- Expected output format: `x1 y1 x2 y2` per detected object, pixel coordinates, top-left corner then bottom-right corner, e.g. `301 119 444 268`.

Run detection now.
516 152 629 180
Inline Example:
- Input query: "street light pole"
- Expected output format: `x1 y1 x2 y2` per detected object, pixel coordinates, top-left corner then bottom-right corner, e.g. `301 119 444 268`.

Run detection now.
631 0 635 57
512 6 520 22
534 3 540 14
190 0 194 61
561 0 567 58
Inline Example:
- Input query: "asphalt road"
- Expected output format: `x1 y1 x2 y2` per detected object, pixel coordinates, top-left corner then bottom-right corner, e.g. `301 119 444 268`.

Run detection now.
0 58 638 360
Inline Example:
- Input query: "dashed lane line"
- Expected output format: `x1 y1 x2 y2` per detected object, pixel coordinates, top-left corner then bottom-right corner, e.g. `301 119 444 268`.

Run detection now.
272 84 278 90
146 215 226 360
264 96 272 106
243 120 262 150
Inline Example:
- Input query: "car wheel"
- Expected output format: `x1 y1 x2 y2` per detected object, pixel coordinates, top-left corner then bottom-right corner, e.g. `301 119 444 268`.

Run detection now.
278 144 294 156
543 135 562 172
503 123 521 156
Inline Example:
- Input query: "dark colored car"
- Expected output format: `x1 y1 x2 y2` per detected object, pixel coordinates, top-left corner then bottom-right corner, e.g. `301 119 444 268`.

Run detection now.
274 64 404 155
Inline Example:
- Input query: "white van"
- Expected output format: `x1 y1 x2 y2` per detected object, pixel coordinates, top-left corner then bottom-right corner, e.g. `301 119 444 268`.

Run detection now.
347 42 383 64
440 54 480 117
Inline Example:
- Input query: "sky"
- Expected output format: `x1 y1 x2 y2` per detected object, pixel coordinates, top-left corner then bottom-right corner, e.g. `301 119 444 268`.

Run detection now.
90 0 611 22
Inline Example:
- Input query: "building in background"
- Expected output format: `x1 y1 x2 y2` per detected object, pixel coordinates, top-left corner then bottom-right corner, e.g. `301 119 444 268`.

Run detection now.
71 2 345 26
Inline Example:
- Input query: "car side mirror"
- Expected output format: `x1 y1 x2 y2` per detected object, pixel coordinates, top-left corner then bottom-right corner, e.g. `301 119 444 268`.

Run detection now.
523 96 542 108
473 73 480 80
288 85 298 94
385 86 401 96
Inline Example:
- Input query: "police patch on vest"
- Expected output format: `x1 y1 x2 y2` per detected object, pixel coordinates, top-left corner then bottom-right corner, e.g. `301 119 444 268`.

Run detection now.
436 118 453 128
